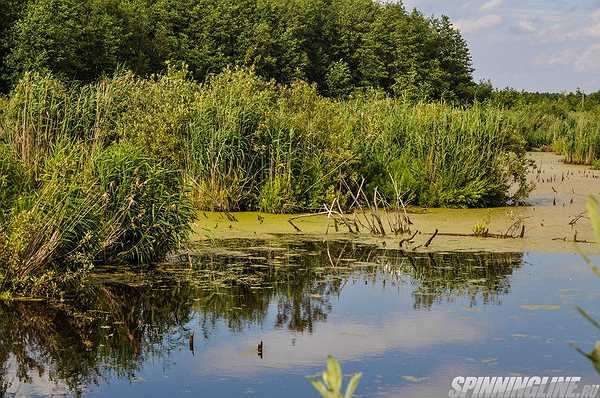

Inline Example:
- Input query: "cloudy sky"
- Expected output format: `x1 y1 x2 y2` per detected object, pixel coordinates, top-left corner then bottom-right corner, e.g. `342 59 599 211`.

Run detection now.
402 0 600 93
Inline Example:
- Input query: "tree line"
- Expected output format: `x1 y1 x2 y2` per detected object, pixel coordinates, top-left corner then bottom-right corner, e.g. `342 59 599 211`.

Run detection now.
0 0 476 101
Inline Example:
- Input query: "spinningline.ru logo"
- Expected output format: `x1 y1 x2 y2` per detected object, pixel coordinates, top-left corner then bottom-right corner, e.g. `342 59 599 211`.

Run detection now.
448 376 600 398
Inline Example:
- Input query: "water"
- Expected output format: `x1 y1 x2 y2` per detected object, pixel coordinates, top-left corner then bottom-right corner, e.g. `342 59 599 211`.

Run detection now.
2 238 600 397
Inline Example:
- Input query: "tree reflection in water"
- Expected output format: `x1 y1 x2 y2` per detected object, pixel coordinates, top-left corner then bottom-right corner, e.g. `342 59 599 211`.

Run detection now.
0 238 523 395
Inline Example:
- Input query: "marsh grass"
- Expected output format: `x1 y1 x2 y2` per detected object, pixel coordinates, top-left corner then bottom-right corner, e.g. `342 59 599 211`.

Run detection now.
555 112 600 165
0 72 196 295
511 105 600 166
0 67 534 295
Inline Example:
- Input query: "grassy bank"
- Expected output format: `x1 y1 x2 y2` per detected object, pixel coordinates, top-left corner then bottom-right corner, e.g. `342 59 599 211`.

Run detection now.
0 68 531 295
500 101 600 166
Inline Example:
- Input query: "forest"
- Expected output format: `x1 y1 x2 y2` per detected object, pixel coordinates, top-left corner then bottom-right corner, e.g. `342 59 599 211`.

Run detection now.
0 0 475 101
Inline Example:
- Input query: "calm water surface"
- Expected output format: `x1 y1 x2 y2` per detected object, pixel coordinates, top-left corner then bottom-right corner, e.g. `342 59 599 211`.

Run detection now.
2 239 600 397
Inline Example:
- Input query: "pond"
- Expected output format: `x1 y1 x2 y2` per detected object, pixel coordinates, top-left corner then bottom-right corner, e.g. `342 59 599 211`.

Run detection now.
2 238 599 397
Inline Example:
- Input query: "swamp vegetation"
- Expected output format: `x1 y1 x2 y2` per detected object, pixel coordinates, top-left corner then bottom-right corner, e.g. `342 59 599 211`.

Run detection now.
0 1 600 393
0 67 535 296
0 0 600 296
1 67 600 296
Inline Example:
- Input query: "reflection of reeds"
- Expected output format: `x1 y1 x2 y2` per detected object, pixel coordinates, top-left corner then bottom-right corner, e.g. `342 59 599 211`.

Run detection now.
0 239 525 393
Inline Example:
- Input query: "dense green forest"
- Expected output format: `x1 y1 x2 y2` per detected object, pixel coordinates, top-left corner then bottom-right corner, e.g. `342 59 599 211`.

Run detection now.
0 0 476 101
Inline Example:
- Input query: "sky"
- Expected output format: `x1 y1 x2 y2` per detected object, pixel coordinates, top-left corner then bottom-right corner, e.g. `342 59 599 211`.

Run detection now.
402 0 600 93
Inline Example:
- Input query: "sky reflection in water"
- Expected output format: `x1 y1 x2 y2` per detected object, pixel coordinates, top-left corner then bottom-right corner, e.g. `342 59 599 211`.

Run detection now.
1 240 599 397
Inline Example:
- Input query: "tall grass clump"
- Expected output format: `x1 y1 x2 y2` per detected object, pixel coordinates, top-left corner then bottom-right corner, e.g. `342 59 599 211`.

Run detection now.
506 104 566 150
0 72 108 178
0 143 25 217
94 143 194 264
354 100 531 207
0 142 194 295
187 68 277 210
256 81 359 212
0 73 195 296
552 111 600 165
186 71 358 212
579 198 600 374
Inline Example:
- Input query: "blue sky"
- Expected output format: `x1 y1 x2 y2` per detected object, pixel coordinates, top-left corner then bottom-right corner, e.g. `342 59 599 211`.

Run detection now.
402 0 600 93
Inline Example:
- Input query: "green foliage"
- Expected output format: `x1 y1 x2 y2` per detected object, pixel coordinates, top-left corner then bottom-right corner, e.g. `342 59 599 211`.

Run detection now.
486 88 600 166
309 356 362 398
358 101 530 207
0 67 534 296
0 144 25 217
110 66 198 167
0 141 194 295
472 217 490 237
7 0 125 84
94 143 194 264
0 0 476 102
576 198 600 374
0 143 103 295
185 72 530 211
0 0 29 91
326 60 353 99
187 68 277 210
0 72 196 295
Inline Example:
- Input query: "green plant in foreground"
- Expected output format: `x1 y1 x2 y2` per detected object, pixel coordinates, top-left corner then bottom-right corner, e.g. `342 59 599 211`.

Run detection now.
309 356 362 398
576 198 600 373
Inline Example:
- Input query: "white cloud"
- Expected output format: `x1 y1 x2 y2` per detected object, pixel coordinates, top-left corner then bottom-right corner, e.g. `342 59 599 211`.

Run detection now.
565 20 600 39
532 49 577 67
533 44 600 73
454 14 504 34
574 44 600 72
516 19 537 34
5 355 70 397
480 0 502 12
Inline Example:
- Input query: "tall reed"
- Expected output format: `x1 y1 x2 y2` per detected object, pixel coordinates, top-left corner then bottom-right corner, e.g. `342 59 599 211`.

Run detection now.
0 67 534 294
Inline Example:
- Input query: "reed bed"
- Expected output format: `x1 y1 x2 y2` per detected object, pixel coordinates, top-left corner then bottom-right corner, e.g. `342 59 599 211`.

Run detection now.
552 112 600 165
504 103 600 166
0 67 533 295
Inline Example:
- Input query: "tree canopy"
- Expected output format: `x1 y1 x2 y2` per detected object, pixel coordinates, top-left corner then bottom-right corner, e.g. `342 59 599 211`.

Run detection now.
0 0 477 101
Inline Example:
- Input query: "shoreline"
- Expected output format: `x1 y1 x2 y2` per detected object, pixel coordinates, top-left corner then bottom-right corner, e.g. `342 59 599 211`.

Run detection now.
190 152 600 254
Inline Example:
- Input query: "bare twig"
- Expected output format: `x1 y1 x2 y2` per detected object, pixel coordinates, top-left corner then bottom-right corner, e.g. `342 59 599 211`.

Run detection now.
424 229 439 248
399 230 419 247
